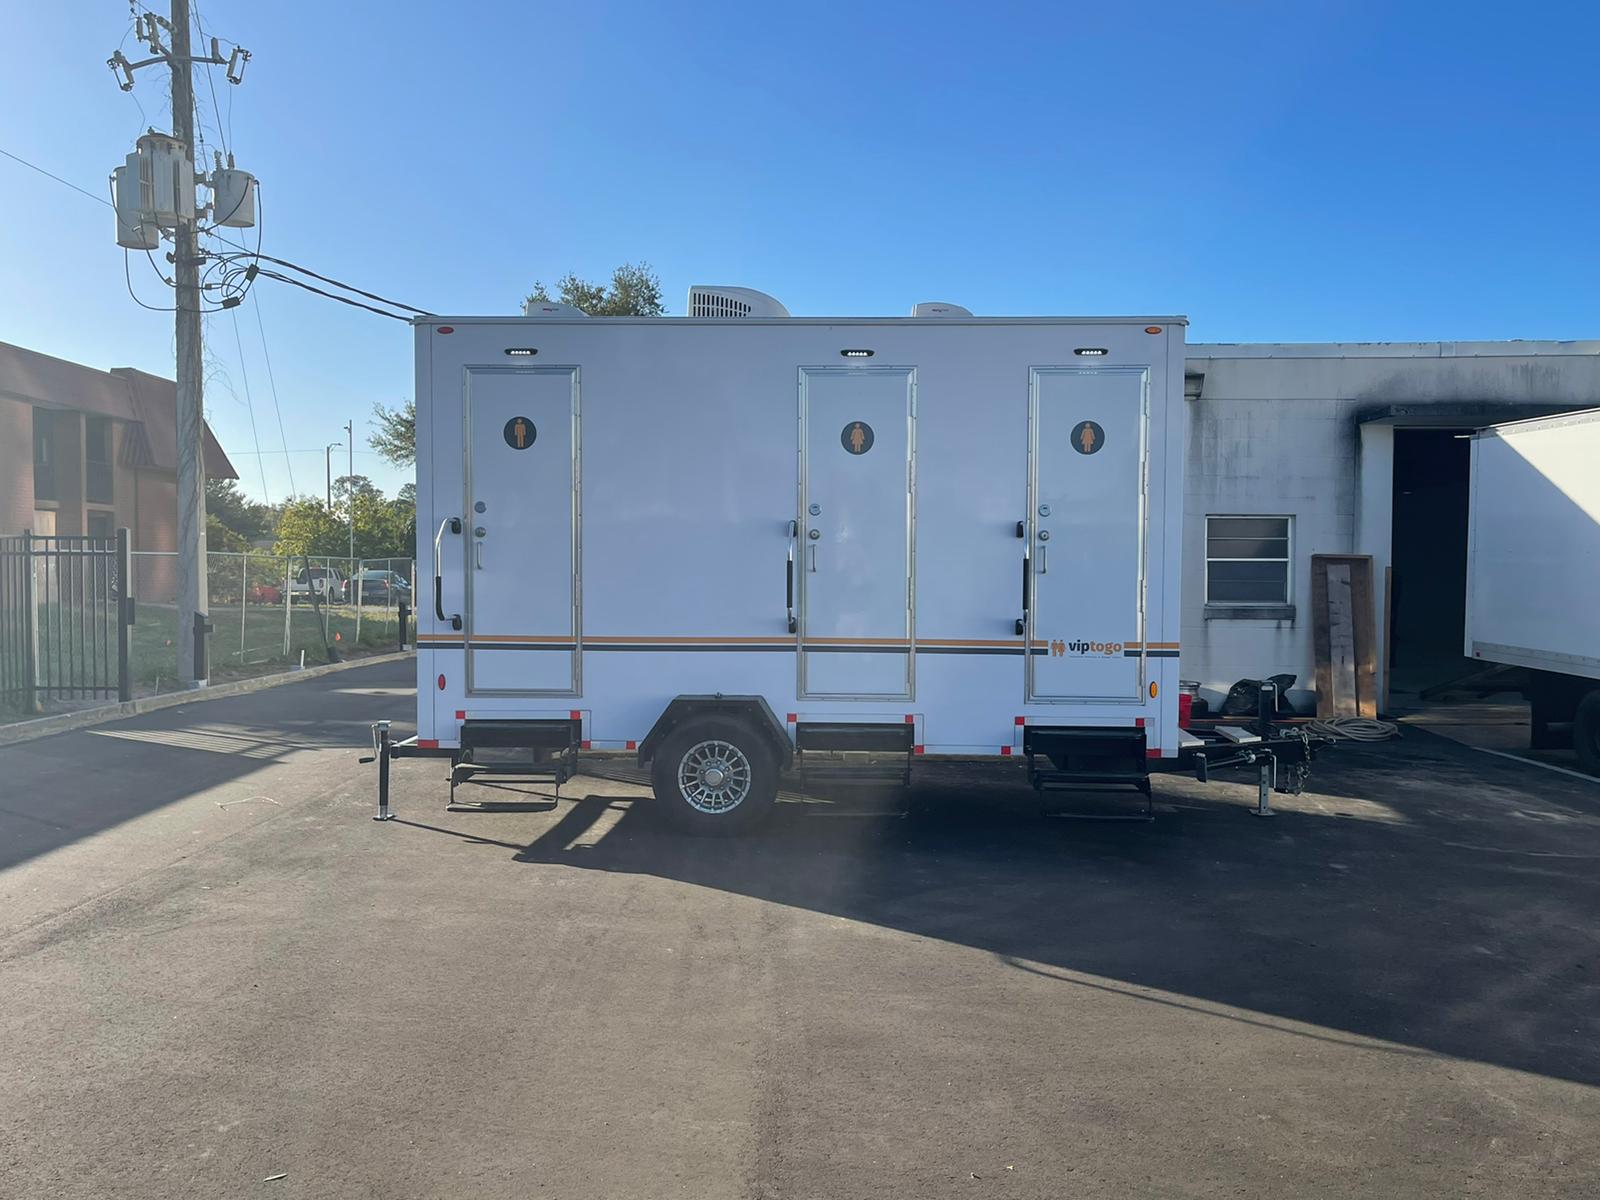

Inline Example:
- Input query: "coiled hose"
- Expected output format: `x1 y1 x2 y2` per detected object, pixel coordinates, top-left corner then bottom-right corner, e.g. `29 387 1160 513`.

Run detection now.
1308 715 1400 741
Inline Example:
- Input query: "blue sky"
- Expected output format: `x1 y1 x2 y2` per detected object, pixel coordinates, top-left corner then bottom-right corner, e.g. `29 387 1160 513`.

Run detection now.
3 1 1597 504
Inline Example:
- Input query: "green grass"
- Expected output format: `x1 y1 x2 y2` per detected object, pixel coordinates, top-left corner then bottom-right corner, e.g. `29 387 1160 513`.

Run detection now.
129 602 402 694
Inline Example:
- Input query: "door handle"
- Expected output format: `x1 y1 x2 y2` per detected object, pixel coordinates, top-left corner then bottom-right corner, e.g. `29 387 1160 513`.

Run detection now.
432 516 462 631
1037 545 1048 574
1017 533 1030 636
807 527 819 573
780 524 793 640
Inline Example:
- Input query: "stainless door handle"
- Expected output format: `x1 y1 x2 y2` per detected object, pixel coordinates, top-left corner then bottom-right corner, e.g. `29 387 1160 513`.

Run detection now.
474 541 484 569
808 544 817 573
1037 544 1048 574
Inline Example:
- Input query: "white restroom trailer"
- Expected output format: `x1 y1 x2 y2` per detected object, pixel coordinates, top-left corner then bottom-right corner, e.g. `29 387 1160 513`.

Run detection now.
398 300 1217 828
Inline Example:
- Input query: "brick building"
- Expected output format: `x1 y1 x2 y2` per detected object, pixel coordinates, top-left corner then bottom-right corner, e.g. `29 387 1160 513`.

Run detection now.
0 341 237 592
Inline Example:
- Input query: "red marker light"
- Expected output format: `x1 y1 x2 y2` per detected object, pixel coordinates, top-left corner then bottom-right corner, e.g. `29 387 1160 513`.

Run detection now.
436 674 446 690
437 325 454 335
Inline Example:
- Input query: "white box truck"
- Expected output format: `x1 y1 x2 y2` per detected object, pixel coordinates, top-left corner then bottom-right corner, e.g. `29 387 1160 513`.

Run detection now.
366 290 1320 828
1466 408 1600 772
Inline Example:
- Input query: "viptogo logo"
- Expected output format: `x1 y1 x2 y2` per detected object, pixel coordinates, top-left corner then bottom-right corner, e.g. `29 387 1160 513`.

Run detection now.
1049 638 1124 657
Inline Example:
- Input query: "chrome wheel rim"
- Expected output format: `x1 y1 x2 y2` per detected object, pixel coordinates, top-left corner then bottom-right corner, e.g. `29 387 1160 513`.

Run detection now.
678 740 753 814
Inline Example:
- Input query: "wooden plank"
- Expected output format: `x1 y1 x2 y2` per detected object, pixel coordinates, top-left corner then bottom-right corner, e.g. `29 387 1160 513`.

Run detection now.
1311 554 1377 718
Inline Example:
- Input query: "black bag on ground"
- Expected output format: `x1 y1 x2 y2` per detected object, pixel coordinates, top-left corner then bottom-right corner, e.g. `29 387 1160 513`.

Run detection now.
1219 673 1299 717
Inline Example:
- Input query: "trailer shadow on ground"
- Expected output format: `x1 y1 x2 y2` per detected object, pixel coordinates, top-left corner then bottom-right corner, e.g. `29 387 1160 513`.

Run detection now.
405 729 1600 1090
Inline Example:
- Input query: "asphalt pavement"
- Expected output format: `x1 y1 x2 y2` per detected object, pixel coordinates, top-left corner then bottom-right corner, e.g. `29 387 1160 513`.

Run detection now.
2 659 1598 1198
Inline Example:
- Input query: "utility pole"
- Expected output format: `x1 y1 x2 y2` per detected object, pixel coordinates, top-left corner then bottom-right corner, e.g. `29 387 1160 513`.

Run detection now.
108 3 251 688
325 441 342 508
169 0 207 687
345 418 355 566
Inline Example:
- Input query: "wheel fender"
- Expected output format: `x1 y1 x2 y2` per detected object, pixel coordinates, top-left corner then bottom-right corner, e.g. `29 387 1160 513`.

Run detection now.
638 695 793 770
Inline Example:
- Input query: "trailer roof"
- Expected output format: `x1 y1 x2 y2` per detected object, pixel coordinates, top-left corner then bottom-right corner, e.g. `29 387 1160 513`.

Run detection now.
412 315 1189 327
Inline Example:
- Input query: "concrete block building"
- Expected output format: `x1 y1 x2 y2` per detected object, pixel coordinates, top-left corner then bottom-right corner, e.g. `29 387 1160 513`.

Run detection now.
1182 339 1600 711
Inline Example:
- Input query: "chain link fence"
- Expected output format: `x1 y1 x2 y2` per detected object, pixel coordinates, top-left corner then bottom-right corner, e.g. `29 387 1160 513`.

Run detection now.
128 551 414 695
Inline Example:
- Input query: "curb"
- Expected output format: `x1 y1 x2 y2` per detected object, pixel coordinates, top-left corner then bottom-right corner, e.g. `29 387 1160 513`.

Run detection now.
0 651 415 748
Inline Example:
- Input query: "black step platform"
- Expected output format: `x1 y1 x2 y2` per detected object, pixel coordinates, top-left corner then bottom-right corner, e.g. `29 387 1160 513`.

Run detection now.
794 721 915 789
450 719 581 811
1022 725 1151 820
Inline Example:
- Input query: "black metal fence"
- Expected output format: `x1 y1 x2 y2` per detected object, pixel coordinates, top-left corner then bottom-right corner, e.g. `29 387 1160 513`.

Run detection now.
0 530 132 713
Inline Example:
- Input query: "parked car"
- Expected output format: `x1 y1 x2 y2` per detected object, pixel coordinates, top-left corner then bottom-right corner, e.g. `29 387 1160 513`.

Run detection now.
353 569 412 605
289 566 348 603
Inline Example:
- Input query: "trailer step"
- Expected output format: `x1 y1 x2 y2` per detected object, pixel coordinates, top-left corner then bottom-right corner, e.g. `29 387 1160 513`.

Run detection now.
450 719 581 809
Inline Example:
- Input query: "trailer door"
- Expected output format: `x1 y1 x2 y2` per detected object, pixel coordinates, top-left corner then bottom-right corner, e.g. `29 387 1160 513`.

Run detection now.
798 367 915 699
1026 367 1146 702
464 366 579 695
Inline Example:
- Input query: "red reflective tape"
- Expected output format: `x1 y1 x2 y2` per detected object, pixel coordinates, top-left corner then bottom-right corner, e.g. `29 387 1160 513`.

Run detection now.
1147 749 1161 759
625 740 637 750
581 740 592 750
904 714 916 724
913 745 925 755
1000 745 1012 756
417 739 439 749
1135 717 1146 727
454 710 465 720
1014 716 1026 726
569 710 582 720
786 712 798 724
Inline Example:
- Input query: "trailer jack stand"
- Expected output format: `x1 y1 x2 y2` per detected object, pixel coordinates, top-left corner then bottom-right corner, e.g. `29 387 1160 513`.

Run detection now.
1252 756 1275 818
361 720 395 821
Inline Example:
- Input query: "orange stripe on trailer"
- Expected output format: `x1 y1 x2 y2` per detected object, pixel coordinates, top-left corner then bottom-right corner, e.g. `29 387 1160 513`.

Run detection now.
584 634 794 645
918 637 1024 648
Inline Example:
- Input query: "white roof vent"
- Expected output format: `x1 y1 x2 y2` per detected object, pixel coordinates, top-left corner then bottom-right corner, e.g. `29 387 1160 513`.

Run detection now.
911 301 973 317
522 299 590 318
687 285 790 318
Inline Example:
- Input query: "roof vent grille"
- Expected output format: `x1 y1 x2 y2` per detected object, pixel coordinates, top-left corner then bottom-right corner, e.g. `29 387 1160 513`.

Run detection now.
687 285 790 318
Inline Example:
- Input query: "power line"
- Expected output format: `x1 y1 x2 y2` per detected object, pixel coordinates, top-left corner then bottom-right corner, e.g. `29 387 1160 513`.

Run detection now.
227 307 271 504
250 290 298 494
0 146 112 208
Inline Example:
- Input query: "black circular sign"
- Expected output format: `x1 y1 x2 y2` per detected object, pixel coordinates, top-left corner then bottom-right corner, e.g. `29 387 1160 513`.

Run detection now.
841 421 875 455
1071 420 1105 455
503 416 536 450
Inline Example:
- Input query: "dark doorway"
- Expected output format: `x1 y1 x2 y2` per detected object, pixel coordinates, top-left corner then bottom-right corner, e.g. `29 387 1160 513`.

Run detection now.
1388 429 1473 701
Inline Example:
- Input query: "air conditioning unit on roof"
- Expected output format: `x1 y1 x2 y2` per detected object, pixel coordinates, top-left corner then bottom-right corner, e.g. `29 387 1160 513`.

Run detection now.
687 286 790 318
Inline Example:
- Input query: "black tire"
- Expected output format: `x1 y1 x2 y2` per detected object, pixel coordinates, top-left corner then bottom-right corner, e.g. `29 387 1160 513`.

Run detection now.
1574 691 1600 776
650 716 779 835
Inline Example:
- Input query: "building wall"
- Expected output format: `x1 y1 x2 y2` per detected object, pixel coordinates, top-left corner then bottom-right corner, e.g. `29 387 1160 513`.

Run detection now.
1180 343 1600 711
0 397 30 535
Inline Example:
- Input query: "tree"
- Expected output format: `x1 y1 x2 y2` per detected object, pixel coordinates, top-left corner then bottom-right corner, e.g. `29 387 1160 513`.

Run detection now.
272 497 346 558
526 261 664 317
205 477 273 543
332 474 382 506
369 398 415 468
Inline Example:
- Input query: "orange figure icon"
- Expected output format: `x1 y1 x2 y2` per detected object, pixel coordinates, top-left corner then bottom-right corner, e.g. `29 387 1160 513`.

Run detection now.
849 423 867 453
513 419 528 449
1079 424 1097 453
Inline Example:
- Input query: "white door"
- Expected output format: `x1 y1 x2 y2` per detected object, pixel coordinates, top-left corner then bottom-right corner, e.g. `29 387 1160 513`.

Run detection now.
465 366 580 695
1027 367 1147 702
798 367 915 699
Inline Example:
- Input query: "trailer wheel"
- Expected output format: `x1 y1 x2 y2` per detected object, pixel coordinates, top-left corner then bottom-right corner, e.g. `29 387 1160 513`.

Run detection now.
651 717 778 834
1574 691 1600 776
